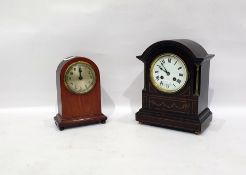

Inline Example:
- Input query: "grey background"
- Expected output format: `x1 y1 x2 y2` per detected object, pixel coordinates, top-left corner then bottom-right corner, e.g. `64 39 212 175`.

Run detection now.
0 0 245 109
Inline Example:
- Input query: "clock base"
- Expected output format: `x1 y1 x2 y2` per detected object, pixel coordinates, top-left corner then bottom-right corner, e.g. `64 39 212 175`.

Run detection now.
136 108 212 134
54 114 107 131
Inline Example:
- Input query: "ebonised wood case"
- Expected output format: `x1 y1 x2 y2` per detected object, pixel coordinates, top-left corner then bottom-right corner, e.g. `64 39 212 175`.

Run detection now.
136 39 214 134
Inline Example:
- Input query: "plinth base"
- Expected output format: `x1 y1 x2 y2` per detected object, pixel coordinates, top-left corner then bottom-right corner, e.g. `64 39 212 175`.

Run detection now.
136 108 212 134
54 114 107 131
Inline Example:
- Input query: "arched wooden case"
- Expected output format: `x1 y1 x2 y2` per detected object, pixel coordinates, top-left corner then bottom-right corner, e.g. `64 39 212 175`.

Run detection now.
136 39 214 134
54 56 107 130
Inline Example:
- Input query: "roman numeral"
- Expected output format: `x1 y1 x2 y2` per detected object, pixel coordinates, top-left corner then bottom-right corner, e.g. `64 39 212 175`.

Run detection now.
179 73 183 76
178 67 182 70
173 83 176 87
155 70 159 73
161 60 165 65
168 58 171 63
177 79 181 84
174 60 177 65
160 81 163 86
156 76 159 80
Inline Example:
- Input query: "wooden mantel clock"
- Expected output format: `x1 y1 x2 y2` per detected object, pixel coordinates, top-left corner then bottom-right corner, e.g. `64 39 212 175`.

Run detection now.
136 39 214 134
54 56 107 130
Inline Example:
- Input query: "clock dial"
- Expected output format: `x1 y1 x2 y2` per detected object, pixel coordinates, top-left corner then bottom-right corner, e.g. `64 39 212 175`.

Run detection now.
64 61 96 94
150 53 188 93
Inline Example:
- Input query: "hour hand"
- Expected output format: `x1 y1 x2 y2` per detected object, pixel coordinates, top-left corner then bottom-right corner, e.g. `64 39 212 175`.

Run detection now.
79 67 83 80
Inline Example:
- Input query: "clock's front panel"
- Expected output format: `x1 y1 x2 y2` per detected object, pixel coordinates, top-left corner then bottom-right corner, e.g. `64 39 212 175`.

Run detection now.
59 58 101 118
143 51 198 115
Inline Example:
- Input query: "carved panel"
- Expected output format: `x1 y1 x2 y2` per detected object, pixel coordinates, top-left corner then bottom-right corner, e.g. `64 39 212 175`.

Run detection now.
149 97 191 114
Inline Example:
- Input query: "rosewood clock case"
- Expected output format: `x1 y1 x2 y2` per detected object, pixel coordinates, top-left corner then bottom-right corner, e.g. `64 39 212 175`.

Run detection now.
136 39 214 134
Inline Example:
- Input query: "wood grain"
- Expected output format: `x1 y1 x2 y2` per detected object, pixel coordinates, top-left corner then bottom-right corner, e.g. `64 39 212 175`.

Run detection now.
54 57 107 130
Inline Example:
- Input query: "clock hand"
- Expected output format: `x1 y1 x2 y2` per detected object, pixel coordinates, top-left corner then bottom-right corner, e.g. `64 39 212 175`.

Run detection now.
158 65 170 76
79 67 83 80
162 66 170 76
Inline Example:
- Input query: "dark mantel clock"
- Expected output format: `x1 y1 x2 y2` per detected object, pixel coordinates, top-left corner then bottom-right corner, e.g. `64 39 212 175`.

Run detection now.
136 39 214 134
54 56 107 130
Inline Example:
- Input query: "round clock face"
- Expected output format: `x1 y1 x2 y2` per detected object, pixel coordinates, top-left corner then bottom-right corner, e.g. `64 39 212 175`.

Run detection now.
150 53 188 93
64 61 96 94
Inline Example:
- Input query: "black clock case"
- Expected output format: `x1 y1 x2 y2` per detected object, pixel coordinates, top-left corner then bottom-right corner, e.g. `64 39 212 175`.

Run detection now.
136 39 214 134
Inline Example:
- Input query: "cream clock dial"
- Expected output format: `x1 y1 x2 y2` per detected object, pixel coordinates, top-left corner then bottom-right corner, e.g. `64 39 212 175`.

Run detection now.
150 53 188 93
64 61 96 94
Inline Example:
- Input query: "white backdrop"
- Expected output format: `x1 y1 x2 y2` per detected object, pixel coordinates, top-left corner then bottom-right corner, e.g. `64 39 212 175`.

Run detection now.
1 0 245 109
0 1 246 175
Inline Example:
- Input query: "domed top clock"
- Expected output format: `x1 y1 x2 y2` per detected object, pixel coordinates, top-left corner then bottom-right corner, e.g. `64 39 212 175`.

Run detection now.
54 56 107 130
136 39 214 134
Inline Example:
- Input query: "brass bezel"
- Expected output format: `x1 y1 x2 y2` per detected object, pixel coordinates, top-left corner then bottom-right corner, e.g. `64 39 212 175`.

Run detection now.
150 53 188 94
64 61 97 95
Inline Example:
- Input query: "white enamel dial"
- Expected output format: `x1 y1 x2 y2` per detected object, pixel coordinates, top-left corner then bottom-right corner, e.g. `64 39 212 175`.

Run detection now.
150 53 188 93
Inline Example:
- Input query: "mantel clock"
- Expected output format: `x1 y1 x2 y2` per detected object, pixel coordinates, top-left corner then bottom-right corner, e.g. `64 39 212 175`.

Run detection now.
54 56 107 130
136 39 214 134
